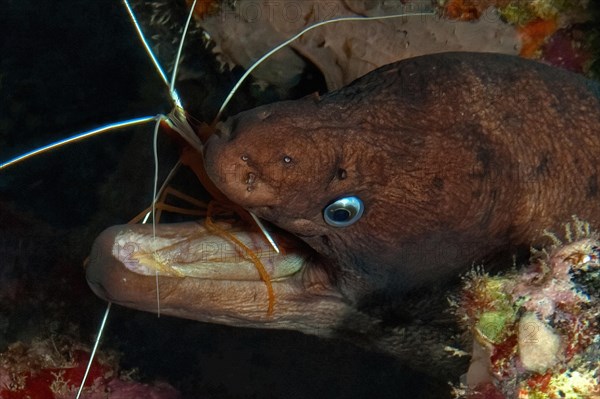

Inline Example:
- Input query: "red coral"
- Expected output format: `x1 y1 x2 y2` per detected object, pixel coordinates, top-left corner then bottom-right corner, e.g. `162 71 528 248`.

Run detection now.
468 382 506 399
490 334 518 377
0 350 109 399
443 0 510 21
525 371 553 392
0 340 180 399
518 19 558 58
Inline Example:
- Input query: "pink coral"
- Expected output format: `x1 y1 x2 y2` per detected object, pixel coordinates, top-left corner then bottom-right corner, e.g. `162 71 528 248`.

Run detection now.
455 221 600 399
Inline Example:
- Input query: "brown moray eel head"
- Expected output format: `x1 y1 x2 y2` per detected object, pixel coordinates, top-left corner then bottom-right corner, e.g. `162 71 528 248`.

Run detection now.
87 52 600 368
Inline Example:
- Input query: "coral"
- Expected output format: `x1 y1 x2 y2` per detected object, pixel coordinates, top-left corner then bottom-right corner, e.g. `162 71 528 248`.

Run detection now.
498 0 589 26
518 19 558 58
453 219 600 399
185 0 219 19
0 335 180 399
496 0 593 62
540 26 594 74
138 0 598 95
442 0 511 21
196 0 520 90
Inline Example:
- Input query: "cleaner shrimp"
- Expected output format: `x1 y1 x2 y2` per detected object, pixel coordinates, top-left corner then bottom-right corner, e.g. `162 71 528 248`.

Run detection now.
1 1 444 397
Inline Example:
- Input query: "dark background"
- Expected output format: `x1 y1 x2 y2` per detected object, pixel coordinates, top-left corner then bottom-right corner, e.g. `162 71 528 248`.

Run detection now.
0 1 440 398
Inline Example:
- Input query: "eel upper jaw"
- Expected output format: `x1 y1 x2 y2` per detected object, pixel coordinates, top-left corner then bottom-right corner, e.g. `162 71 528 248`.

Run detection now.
86 221 352 334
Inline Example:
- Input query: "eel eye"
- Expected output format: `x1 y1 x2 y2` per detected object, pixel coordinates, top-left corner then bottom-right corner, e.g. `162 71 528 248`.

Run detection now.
323 196 364 227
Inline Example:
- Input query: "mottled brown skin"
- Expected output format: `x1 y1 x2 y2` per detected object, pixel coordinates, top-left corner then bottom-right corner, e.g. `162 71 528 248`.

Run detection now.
204 51 600 300
88 52 600 380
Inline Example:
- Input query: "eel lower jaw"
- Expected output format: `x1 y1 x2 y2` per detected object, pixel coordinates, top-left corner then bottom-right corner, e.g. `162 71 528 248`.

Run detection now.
86 221 351 334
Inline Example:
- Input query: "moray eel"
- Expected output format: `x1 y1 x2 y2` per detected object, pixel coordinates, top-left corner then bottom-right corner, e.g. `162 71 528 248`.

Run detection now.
87 52 600 375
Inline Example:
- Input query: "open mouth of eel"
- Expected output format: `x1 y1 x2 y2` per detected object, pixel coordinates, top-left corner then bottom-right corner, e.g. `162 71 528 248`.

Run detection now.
86 220 348 332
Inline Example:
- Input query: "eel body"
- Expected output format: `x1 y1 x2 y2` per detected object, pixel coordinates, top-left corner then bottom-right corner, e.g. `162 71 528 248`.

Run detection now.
87 52 600 376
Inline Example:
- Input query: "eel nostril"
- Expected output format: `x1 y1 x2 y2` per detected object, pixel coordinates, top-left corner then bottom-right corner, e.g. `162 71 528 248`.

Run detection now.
246 172 256 185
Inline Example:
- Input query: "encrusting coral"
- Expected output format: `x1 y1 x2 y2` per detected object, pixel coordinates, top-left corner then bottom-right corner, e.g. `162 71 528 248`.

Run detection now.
452 218 600 399
0 335 180 399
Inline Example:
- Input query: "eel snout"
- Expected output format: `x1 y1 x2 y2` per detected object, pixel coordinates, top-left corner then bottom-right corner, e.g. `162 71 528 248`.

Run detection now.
86 222 349 332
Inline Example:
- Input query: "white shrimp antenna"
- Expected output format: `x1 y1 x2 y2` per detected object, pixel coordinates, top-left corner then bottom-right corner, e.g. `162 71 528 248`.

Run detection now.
74 3 200 397
213 8 436 122
123 0 204 154
74 303 111 399
0 116 157 170
121 0 181 108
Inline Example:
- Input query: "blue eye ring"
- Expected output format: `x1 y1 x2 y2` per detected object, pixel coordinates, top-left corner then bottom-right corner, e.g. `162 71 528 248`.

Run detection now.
323 196 364 227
